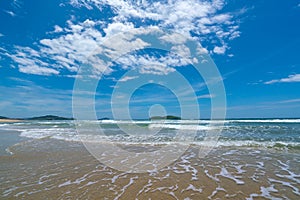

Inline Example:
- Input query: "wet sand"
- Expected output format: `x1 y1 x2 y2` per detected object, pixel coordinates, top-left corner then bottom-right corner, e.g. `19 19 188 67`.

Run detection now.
1 139 299 199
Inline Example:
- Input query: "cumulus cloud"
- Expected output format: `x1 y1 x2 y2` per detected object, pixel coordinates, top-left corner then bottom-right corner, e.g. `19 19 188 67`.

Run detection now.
213 45 227 54
265 74 300 84
115 49 196 75
53 25 63 33
71 0 242 54
3 19 113 75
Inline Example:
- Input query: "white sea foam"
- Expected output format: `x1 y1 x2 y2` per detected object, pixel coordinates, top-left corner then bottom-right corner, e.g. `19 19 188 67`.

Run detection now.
181 184 203 193
246 185 280 200
2 119 299 151
58 180 72 188
269 178 300 195
227 119 300 123
5 147 14 155
194 140 300 148
219 167 244 185
114 176 138 200
148 124 215 130
16 127 300 149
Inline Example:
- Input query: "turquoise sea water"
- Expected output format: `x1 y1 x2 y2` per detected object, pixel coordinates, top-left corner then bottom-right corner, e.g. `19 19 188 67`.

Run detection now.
1 119 300 150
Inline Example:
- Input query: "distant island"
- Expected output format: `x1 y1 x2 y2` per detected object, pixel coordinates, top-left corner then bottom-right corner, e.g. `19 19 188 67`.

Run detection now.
98 117 110 120
0 115 74 121
0 116 9 119
150 115 181 120
26 115 74 120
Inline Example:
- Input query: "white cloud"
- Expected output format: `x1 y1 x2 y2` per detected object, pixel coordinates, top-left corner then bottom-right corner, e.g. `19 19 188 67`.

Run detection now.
101 32 150 60
71 0 242 55
53 25 63 33
3 19 113 75
19 65 59 76
0 33 3 37
115 50 196 75
2 0 243 76
140 64 176 75
170 45 191 58
116 54 175 75
213 45 227 54
212 13 232 23
197 94 216 99
40 19 105 71
103 21 134 36
118 76 138 82
159 33 188 45
4 46 59 75
279 98 300 104
4 10 16 17
197 46 209 55
265 74 300 84
11 0 22 9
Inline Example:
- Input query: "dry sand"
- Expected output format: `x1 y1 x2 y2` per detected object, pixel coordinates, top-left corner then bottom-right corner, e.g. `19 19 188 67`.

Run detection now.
0 119 22 122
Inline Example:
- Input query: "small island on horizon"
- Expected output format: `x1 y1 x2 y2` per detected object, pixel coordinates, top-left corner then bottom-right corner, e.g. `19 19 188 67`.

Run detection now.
0 115 74 122
150 115 181 120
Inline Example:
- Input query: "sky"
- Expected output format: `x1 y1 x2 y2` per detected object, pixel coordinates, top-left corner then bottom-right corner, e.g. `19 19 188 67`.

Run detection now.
0 0 300 119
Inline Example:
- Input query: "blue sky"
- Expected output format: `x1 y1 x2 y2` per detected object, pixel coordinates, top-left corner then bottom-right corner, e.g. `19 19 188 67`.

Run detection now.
0 0 300 119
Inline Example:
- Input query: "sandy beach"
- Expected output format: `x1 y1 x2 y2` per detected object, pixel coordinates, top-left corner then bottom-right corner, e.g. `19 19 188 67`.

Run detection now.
0 119 22 123
1 138 299 199
0 120 300 199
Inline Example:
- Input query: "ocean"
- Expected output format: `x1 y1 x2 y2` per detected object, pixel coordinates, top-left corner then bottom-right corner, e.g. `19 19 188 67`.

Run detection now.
1 119 300 199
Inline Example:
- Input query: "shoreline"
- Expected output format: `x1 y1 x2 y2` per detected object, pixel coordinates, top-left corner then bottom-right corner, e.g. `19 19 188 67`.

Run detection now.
0 119 22 123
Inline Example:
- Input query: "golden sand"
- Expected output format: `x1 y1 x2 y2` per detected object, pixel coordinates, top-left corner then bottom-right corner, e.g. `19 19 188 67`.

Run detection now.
0 119 22 122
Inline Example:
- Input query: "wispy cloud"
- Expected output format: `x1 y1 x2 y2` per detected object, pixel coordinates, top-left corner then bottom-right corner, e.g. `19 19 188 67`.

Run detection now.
118 76 139 82
197 94 215 99
4 10 16 17
11 0 22 9
265 74 300 84
278 98 300 104
0 79 73 118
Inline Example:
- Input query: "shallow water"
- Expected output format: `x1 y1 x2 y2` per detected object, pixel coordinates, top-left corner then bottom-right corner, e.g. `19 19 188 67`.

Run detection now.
0 129 27 156
1 139 299 199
